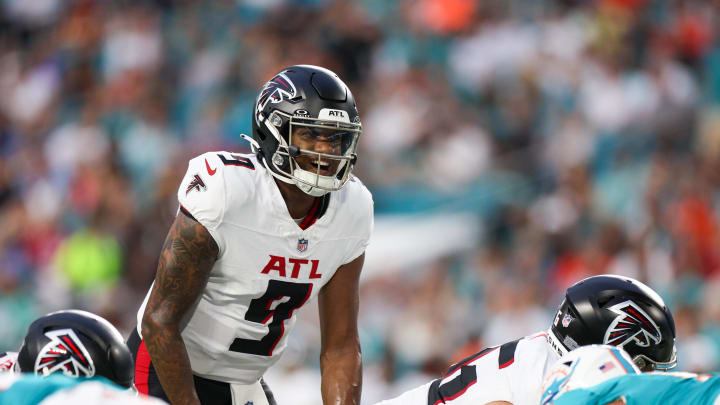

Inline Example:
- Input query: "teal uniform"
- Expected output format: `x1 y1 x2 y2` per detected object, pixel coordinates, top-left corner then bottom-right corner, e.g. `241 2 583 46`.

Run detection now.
0 374 119 405
555 373 720 405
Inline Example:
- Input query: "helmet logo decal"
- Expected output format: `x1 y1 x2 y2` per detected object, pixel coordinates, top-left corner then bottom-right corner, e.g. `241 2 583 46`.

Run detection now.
604 301 661 348
256 72 297 118
34 329 95 378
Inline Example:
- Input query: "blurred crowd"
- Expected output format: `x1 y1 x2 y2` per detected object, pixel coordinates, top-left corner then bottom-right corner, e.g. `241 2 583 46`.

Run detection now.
1 0 720 403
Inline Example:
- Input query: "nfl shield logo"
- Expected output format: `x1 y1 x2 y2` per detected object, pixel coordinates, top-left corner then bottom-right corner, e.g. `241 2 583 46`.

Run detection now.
562 313 573 328
297 238 308 252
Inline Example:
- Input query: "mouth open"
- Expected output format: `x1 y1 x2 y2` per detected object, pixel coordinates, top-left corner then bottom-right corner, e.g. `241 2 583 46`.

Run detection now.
311 160 331 172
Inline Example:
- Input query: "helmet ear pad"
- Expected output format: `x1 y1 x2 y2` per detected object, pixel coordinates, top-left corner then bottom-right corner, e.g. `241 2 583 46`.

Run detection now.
107 344 134 388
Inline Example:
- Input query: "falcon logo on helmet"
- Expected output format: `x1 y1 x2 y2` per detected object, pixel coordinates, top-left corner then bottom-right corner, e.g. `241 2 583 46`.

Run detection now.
34 329 95 378
256 72 297 119
603 301 662 348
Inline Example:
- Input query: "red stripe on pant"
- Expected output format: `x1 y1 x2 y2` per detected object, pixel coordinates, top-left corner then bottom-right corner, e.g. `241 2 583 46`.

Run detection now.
135 340 152 395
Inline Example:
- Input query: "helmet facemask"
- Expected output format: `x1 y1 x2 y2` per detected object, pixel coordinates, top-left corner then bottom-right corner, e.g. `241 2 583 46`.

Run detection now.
632 346 677 371
262 109 360 196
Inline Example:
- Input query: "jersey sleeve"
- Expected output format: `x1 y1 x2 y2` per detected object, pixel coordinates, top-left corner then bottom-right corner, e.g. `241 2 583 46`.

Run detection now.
451 346 514 404
177 152 229 255
342 176 374 265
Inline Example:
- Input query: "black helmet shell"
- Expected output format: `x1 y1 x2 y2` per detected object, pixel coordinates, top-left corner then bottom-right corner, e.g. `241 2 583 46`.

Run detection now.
550 275 676 370
17 310 133 388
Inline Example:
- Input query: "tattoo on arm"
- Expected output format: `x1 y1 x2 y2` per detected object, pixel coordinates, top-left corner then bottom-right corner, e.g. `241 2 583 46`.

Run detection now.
141 213 218 405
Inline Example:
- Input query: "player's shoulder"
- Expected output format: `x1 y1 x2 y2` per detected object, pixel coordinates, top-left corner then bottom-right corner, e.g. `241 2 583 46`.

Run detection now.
464 332 550 372
513 331 557 367
517 331 553 351
181 151 259 202
178 151 261 231
336 175 374 218
187 151 258 182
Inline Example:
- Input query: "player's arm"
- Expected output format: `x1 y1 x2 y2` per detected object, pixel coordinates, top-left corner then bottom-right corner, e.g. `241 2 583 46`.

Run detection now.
141 212 218 405
318 253 364 405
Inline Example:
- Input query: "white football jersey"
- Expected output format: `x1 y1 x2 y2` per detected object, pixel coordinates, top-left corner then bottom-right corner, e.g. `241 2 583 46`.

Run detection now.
375 331 560 405
0 353 17 374
137 151 373 384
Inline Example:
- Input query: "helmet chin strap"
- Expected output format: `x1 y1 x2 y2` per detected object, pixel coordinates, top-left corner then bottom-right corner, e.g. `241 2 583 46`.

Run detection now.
293 168 335 196
547 328 570 358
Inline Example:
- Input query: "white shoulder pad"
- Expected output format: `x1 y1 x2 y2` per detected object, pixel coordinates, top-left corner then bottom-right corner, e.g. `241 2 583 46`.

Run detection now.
177 152 229 230
177 152 257 255
340 175 374 264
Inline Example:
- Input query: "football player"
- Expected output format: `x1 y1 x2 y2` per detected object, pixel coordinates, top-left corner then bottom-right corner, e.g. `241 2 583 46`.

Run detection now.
128 65 373 405
0 309 166 404
543 345 720 405
374 275 677 405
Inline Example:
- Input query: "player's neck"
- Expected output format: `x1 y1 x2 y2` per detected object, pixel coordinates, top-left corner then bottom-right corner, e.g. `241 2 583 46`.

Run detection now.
273 178 318 220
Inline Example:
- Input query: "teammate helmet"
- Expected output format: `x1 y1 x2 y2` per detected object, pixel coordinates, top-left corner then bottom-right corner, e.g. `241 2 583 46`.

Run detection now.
549 275 677 371
249 64 362 197
17 310 133 388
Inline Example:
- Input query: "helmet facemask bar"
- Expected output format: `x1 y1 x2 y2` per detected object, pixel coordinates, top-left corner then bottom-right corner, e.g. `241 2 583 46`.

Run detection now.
632 345 678 371
267 110 360 195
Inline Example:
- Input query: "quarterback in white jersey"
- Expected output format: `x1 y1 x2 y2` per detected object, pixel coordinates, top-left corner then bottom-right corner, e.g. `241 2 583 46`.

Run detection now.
374 275 677 405
132 65 373 405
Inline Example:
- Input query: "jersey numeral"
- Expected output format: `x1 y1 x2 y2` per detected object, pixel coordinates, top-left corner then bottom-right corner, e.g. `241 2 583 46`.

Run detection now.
229 280 312 356
427 365 477 405
218 154 255 170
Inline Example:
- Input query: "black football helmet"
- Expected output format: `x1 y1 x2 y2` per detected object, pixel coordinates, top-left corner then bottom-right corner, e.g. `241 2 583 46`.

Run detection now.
244 64 362 197
17 310 134 388
548 275 677 371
